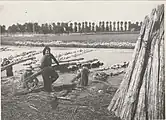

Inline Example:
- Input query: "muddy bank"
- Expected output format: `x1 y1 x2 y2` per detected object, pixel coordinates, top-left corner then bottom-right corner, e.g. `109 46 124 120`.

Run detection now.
1 67 124 120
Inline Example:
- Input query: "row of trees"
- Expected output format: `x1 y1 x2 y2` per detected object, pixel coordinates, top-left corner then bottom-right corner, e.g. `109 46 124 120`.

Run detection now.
1 21 142 34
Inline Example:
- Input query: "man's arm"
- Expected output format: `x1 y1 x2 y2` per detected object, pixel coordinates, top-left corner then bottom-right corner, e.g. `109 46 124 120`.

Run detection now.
34 78 39 85
20 73 24 82
71 72 81 83
1 61 7 66
40 55 46 69
21 72 27 82
21 72 29 89
50 54 59 65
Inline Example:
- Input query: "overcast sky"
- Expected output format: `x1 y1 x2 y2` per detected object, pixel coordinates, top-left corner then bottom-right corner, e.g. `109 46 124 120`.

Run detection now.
0 1 164 27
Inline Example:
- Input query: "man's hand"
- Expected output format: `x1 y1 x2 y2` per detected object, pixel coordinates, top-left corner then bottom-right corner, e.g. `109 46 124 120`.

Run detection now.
71 77 77 83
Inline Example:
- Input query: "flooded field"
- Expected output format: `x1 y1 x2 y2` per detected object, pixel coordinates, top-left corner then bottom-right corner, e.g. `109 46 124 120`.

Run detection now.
1 45 133 76
0 45 133 76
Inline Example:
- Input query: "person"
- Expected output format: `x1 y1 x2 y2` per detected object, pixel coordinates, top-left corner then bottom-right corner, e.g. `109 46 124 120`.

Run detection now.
1 58 13 77
21 66 39 91
40 46 60 92
72 64 90 86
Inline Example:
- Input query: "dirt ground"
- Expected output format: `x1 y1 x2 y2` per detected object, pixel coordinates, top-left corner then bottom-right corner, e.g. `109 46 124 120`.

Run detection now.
1 68 124 120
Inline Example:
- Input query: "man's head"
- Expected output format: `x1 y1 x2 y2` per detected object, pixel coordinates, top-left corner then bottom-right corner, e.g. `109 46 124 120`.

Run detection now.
43 46 51 55
3 58 8 61
45 49 50 55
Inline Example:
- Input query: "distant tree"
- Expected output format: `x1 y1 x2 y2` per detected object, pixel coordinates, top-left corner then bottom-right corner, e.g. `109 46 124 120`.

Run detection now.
102 21 105 32
69 23 73 33
60 22 69 34
24 23 28 33
109 21 112 32
113 21 116 31
92 22 95 32
20 24 26 34
65 23 69 34
74 22 77 33
95 25 100 32
78 23 81 33
140 22 143 27
120 21 123 31
0 25 6 34
124 21 127 31
60 22 65 33
88 22 91 32
106 21 109 32
128 21 131 31
34 23 40 34
45 23 49 34
49 24 53 33
136 21 139 31
57 22 61 33
40 23 49 34
41 24 45 34
16 23 21 33
52 23 56 34
85 21 88 33
117 21 120 31
99 21 102 32
10 24 18 33
7 26 12 34
27 23 33 33
18 23 26 34
136 21 139 25
81 22 85 33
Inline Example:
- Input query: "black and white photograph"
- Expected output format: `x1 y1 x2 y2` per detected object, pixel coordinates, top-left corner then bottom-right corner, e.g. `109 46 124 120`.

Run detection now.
0 1 165 120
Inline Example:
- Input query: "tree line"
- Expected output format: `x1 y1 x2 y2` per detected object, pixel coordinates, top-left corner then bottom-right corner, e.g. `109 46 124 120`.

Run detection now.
1 21 142 34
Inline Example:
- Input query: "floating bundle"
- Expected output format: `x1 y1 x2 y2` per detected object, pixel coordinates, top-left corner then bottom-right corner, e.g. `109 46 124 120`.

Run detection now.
108 4 165 120
93 72 109 81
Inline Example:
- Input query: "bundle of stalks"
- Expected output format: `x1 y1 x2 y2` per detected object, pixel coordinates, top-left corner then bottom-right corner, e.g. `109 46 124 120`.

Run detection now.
1 57 35 72
108 4 165 120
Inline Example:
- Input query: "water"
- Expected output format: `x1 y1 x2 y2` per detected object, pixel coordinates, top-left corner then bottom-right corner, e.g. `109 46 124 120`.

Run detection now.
1 45 134 77
75 48 133 67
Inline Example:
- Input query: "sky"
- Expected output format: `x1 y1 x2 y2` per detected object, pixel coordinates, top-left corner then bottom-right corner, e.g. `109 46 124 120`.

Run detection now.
0 1 165 27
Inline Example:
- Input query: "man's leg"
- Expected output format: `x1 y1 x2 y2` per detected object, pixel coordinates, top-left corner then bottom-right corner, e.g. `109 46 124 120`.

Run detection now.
6 67 13 77
42 68 52 92
84 77 88 86
49 68 59 84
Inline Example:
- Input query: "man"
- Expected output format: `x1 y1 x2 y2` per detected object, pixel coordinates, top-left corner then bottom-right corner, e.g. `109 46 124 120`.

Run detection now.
72 64 90 86
21 66 39 91
1 58 13 77
40 46 59 92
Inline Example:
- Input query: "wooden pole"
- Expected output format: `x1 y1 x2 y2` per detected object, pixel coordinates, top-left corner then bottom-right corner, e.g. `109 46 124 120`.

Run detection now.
1 57 35 72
